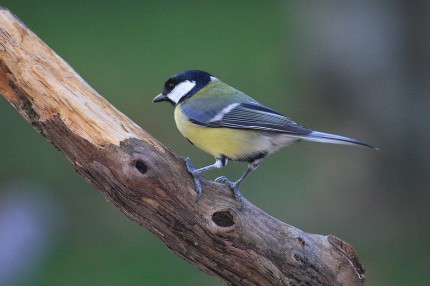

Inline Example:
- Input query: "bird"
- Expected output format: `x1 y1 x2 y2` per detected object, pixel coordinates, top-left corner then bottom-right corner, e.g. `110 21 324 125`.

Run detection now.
153 70 376 208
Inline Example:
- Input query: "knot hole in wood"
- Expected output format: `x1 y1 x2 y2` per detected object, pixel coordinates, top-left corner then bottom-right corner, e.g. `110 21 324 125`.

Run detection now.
133 159 147 174
212 210 235 227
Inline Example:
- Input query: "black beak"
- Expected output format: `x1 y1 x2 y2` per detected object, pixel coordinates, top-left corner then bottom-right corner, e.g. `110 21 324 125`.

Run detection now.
153 93 168 103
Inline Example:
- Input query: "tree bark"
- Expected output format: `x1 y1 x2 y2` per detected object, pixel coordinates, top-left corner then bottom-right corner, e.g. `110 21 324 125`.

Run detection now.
0 7 365 286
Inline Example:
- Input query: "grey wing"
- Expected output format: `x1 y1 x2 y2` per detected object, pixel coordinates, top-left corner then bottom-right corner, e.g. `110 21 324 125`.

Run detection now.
183 101 312 135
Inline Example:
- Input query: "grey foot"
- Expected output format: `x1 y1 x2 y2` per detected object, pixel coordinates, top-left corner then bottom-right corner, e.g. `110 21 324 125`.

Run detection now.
185 157 202 202
215 176 244 210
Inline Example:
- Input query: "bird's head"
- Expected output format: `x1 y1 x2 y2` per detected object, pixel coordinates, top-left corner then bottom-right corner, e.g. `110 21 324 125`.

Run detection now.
153 70 215 106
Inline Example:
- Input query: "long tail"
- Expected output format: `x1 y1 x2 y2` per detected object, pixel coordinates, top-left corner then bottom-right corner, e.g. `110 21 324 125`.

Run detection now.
303 131 377 150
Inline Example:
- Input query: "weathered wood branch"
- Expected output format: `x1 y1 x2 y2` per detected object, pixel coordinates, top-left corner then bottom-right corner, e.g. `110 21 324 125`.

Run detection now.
0 7 365 286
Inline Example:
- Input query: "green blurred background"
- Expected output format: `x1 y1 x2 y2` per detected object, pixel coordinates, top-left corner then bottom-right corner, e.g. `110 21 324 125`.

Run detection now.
1 1 429 285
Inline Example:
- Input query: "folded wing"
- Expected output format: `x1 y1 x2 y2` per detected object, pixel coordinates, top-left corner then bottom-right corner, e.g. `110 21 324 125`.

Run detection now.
183 101 312 135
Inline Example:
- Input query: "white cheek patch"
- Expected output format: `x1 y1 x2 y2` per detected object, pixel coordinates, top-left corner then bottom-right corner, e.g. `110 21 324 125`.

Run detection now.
209 103 240 122
167 80 196 104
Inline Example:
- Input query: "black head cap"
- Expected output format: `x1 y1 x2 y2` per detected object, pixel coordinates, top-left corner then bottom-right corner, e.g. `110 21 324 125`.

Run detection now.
154 70 214 105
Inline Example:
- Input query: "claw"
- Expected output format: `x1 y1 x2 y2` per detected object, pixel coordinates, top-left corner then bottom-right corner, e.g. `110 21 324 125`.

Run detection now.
185 157 203 201
185 157 195 173
214 176 228 183
193 177 202 202
215 176 244 210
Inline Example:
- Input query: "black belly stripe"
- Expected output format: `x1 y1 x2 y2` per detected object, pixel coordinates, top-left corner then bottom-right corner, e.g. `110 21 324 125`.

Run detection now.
231 152 268 163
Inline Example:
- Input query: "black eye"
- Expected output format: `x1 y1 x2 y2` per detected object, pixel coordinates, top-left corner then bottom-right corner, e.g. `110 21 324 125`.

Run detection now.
165 80 176 92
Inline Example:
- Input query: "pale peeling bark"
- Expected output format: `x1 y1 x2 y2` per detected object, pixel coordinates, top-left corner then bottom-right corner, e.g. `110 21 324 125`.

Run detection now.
0 7 365 286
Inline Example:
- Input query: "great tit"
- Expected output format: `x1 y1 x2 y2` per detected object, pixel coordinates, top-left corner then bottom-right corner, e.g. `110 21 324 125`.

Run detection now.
153 70 375 207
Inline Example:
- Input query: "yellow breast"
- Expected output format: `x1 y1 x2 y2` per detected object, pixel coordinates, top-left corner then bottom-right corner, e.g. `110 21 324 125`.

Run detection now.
174 106 263 160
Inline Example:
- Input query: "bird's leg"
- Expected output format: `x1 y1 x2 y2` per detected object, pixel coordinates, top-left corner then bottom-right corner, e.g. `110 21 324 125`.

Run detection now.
216 161 260 210
185 156 227 202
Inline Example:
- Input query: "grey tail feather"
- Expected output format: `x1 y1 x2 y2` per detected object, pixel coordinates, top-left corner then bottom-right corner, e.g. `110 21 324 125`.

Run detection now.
303 131 378 150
